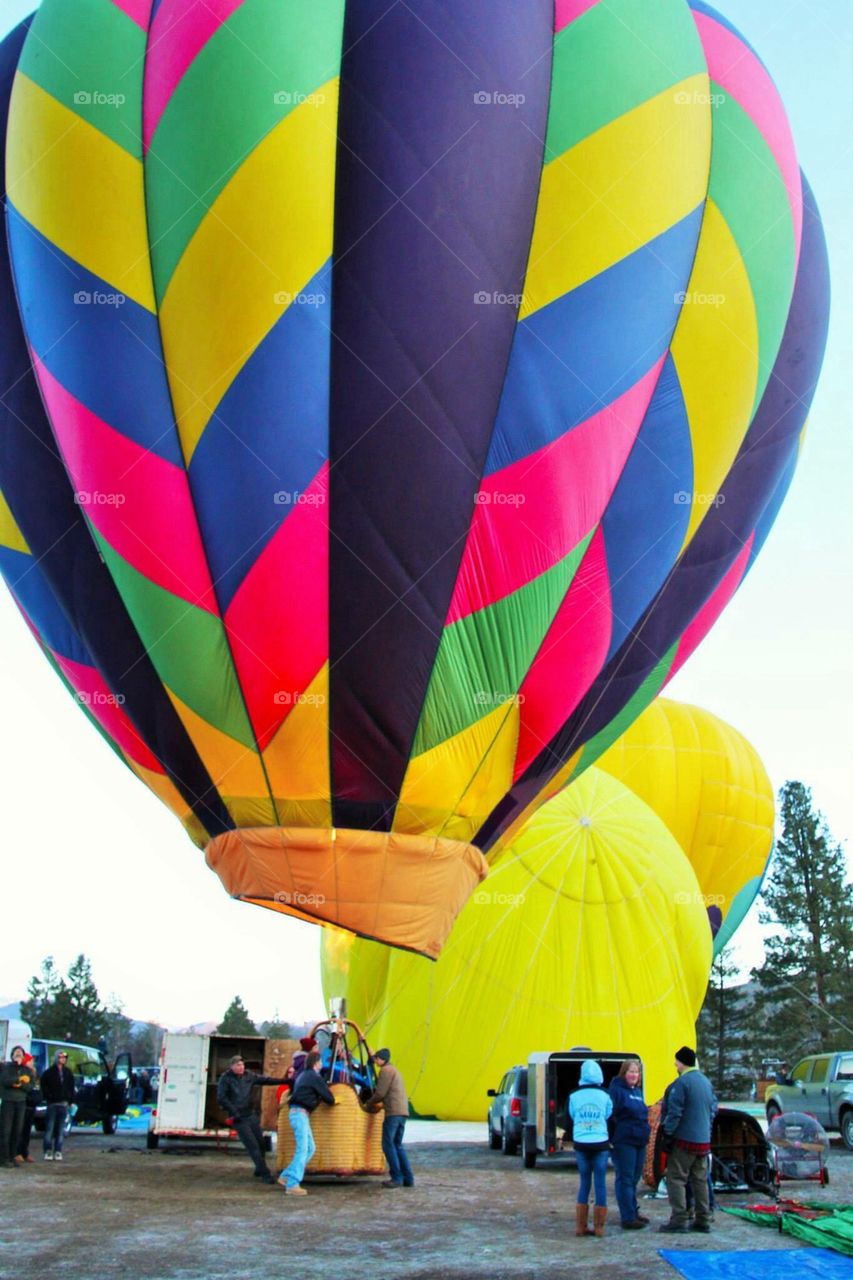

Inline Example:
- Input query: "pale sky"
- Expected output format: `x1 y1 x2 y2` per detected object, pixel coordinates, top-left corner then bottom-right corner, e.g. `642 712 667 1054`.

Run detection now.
1 1 850 1027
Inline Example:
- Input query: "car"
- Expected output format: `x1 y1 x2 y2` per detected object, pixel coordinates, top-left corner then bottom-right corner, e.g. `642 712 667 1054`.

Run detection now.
30 1039 133 1135
765 1051 853 1149
487 1066 527 1154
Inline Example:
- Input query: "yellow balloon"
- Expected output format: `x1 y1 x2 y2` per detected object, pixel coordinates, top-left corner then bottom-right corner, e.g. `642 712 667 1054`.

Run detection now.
595 697 774 953
322 767 711 1117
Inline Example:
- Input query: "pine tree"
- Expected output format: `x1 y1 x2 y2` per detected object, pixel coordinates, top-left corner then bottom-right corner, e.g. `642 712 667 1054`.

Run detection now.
104 997 133 1055
217 996 257 1035
260 1012 293 1039
64 955 109 1044
20 954 108 1043
696 949 753 1096
752 781 853 1057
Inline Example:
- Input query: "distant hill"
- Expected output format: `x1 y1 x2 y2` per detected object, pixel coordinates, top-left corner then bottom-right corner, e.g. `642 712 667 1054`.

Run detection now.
3 1002 312 1037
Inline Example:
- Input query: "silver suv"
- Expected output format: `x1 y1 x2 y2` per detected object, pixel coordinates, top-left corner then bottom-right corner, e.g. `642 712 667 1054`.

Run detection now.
487 1066 527 1155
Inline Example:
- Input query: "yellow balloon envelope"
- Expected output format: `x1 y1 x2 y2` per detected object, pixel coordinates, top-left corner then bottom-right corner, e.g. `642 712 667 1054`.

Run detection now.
595 697 774 953
322 767 711 1116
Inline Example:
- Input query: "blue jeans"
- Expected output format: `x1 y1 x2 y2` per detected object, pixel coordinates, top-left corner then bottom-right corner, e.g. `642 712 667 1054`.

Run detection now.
382 1115 413 1186
44 1104 69 1154
611 1143 645 1223
280 1107 315 1188
575 1147 609 1206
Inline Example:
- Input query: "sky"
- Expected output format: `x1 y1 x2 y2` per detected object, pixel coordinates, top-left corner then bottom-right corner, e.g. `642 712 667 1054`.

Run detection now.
0 0 851 1030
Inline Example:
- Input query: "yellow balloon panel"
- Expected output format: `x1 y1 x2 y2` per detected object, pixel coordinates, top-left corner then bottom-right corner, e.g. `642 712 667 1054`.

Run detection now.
595 697 774 945
322 769 711 1117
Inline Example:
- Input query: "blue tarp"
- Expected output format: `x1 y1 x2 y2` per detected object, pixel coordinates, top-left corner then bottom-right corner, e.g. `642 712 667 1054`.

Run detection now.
660 1247 852 1280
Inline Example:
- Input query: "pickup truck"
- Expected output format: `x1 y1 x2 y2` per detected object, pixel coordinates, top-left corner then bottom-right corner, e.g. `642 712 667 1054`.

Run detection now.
764 1051 853 1149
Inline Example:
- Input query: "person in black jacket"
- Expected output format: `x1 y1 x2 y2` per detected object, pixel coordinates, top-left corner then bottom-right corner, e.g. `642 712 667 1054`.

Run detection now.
609 1059 651 1230
216 1055 289 1184
41 1050 77 1161
277 1051 337 1196
0 1046 36 1168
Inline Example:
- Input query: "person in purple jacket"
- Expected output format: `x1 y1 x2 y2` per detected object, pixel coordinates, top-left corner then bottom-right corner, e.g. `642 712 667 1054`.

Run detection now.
608 1059 651 1229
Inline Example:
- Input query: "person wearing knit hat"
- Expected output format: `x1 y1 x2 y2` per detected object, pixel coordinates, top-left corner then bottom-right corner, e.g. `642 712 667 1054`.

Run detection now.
658 1047 717 1235
362 1048 414 1189
0 1046 36 1169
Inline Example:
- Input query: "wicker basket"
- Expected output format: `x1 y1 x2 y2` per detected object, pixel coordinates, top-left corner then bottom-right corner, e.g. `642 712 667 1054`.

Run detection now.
277 1083 386 1177
643 1101 662 1187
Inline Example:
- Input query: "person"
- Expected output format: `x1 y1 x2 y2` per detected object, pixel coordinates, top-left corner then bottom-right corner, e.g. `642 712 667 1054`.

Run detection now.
774 1062 789 1084
291 1036 316 1078
658 1046 717 1234
277 1050 337 1195
609 1059 651 1230
0 1046 36 1168
216 1054 289 1185
361 1047 414 1189
41 1049 76 1161
15 1051 40 1164
569 1060 613 1238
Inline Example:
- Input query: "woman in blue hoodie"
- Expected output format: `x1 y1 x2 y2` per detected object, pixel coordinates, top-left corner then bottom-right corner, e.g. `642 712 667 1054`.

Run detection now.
609 1058 652 1230
568 1059 613 1237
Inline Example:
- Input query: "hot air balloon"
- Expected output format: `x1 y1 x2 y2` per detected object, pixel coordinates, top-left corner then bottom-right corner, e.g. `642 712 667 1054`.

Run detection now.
322 766 713 1112
595 698 774 953
0 2 828 957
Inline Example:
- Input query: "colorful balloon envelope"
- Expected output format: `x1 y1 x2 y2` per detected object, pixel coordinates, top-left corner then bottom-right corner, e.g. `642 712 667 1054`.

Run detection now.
322 766 713 1114
0 2 828 956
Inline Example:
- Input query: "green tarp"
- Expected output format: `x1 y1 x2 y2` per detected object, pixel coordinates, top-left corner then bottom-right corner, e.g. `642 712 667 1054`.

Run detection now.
722 1203 853 1257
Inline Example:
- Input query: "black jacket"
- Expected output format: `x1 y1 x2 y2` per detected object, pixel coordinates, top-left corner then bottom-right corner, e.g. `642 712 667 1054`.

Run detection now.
41 1064 77 1105
216 1069 287 1121
289 1069 336 1113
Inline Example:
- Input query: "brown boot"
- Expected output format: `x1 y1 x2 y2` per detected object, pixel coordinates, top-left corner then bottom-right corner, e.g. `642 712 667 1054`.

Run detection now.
575 1204 593 1236
593 1206 608 1237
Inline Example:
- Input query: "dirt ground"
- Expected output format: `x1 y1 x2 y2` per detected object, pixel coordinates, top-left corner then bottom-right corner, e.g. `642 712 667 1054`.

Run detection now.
0 1133 849 1279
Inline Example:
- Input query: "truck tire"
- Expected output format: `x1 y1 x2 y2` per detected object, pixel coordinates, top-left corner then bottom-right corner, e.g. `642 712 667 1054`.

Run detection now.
522 1125 537 1169
102 1115 118 1136
765 1103 781 1125
502 1122 519 1156
146 1130 160 1150
841 1110 853 1151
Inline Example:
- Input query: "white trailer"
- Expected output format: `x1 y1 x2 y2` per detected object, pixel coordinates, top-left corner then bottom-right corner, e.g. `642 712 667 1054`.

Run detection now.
0 1018 32 1061
147 1031 293 1149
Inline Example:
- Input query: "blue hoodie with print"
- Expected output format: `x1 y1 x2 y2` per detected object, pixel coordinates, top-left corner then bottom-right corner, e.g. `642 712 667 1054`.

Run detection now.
568 1060 613 1151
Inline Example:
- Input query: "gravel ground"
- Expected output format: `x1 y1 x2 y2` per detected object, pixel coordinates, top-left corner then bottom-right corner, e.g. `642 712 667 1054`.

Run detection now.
0 1132 849 1278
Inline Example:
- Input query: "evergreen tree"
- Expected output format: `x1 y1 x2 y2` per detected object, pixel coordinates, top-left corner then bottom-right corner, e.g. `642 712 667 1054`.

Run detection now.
751 781 853 1058
104 997 133 1055
217 996 257 1035
20 954 108 1043
696 949 753 1096
259 1015 293 1040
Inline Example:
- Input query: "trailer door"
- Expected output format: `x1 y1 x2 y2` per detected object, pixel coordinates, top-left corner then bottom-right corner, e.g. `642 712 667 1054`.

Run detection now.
157 1035 208 1131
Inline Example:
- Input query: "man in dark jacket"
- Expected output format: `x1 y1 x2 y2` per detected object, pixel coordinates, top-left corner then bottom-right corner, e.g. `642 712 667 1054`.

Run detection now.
363 1048 414 1189
0 1046 36 1168
41 1050 76 1161
659 1046 717 1234
277 1051 337 1195
216 1055 289 1184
